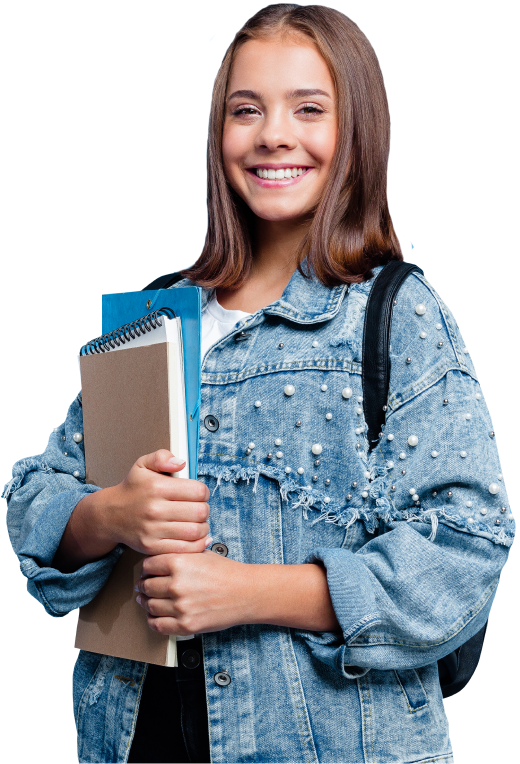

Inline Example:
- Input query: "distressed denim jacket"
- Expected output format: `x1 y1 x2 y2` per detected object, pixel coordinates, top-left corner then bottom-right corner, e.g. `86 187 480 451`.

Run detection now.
4 265 515 764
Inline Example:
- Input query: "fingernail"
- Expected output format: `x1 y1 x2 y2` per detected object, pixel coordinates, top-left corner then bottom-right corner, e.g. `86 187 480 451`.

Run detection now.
168 456 186 466
136 595 142 605
205 537 213 548
134 583 140 592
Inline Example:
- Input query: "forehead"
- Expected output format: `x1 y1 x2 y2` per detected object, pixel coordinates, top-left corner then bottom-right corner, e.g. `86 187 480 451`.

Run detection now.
227 37 334 98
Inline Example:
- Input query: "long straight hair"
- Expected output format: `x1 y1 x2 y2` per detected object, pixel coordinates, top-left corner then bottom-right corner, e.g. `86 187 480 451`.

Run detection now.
183 3 402 288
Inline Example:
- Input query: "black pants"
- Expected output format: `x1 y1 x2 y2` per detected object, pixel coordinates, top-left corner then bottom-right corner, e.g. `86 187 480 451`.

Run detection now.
128 637 210 764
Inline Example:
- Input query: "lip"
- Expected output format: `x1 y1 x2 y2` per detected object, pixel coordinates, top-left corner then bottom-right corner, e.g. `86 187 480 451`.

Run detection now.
247 163 312 170
245 167 313 188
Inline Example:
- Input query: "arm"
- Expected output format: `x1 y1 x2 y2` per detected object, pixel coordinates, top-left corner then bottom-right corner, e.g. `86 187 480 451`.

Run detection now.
4 394 113 616
240 561 341 632
52 487 123 573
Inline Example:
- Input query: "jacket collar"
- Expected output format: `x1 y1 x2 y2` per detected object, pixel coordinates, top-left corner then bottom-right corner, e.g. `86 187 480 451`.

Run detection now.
173 262 349 324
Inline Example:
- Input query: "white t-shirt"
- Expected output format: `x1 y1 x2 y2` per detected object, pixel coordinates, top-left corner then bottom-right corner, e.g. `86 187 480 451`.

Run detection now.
201 294 252 360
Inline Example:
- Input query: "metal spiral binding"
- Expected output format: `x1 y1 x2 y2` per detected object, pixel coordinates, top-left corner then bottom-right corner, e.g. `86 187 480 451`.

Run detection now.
80 307 176 356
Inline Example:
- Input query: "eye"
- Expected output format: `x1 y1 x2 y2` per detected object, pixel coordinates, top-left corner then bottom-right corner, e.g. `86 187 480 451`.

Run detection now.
300 104 323 114
232 106 256 117
232 104 324 117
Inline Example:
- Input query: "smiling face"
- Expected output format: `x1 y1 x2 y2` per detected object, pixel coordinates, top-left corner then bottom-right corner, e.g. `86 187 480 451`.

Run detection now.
222 36 338 224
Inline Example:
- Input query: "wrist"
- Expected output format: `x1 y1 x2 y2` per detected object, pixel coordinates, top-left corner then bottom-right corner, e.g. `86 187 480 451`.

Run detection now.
53 488 119 573
243 562 341 632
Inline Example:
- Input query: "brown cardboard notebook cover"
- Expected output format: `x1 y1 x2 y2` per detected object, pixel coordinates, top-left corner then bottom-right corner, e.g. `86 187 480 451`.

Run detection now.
75 343 178 666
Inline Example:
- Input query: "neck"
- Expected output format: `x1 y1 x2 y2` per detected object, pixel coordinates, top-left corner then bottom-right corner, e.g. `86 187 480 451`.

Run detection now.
251 216 310 279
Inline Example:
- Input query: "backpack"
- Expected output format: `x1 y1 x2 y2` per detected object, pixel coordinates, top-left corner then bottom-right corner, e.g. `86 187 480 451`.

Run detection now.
143 263 487 697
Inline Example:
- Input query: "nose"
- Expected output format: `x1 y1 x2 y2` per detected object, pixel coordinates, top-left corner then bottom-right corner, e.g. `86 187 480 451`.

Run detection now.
254 108 298 152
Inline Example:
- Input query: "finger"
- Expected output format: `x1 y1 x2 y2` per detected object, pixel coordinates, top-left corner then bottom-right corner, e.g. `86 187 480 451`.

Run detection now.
159 520 210 542
158 478 210 503
151 500 210 523
136 449 186 474
142 552 183 577
147 615 192 637
136 594 174 618
140 535 212 557
135 575 173 599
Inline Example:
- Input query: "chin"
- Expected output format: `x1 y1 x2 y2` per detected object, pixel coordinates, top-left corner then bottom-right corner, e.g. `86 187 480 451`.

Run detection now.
250 202 312 223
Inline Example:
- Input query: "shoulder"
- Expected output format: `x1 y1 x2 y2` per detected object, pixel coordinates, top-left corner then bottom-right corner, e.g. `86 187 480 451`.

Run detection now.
387 270 478 406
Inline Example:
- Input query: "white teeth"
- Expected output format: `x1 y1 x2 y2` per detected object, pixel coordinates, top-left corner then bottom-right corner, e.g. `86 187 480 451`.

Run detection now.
255 167 306 180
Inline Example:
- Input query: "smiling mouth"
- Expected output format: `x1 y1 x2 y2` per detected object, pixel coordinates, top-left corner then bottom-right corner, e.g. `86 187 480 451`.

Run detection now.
247 167 314 189
248 167 309 180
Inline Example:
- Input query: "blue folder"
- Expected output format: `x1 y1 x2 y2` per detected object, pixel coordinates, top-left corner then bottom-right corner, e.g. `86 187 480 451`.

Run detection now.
102 287 202 479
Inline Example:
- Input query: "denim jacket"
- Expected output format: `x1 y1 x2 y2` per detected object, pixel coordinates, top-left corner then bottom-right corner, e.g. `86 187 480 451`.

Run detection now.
4 265 514 764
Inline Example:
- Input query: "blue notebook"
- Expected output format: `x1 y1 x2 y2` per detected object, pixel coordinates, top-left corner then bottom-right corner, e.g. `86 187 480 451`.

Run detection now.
102 287 202 479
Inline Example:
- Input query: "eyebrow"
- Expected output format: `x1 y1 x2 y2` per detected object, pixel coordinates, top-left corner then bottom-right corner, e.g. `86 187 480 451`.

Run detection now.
227 88 332 102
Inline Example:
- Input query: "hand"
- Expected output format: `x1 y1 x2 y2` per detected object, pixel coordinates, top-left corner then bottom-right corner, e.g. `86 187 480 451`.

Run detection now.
98 449 211 555
135 550 250 636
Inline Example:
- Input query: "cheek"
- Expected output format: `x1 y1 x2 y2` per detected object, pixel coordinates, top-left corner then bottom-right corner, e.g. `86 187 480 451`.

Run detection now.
222 125 247 184
305 124 337 171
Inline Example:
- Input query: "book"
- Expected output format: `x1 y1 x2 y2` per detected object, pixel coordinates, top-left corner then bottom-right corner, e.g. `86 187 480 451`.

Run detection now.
75 291 201 667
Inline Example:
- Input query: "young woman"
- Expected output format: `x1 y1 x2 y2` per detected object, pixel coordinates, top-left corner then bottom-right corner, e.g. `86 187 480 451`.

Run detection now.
5 4 514 763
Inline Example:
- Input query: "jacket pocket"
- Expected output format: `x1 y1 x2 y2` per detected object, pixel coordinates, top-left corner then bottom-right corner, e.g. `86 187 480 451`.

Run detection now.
394 668 429 712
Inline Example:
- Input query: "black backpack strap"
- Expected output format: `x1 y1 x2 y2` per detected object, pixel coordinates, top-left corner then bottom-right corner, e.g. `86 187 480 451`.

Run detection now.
142 271 186 291
362 260 488 698
362 261 424 451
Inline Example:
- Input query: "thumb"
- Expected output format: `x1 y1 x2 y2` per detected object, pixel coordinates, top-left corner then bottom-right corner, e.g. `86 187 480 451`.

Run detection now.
137 449 186 474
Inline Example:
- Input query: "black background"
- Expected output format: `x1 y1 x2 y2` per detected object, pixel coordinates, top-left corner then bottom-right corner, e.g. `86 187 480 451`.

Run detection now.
1 4 512 762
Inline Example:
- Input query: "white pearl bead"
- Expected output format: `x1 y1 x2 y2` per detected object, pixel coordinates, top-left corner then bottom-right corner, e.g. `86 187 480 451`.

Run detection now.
415 304 426 315
431 450 439 458
312 340 319 348
466 501 473 507
419 331 427 339
488 483 499 495
73 470 80 478
311 443 322 455
355 427 363 435
498 473 503 480
480 508 487 515
399 452 406 460
285 466 292 474
321 384 328 392
460 451 467 458
325 413 332 420
387 461 394 469
407 435 419 447
409 488 417 495
276 451 283 459
342 387 353 399
468 517 474 523
361 491 368 498
435 323 442 330
254 400 261 408
364 471 370 479
387 434 394 441
324 496 331 504
356 407 363 415
53 428 58 433
248 442 255 449
284 385 295 396
274 438 282 446
412 494 419 502
463 347 469 354
464 413 471 420
357 396 363 403
476 393 482 400
297 467 304 475
73 432 83 443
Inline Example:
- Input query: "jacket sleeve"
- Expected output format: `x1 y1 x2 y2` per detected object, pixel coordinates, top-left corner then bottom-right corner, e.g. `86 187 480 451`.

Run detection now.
303 273 514 675
3 393 123 617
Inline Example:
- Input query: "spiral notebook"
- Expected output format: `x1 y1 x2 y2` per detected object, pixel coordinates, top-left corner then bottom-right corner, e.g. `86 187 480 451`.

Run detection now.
75 287 201 667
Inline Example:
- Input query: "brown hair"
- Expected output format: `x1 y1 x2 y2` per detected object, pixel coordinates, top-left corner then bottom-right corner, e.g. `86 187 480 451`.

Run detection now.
183 3 402 288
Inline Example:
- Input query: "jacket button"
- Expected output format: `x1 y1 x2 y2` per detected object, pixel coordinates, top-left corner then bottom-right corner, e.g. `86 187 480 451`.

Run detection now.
214 671 231 686
234 331 249 342
180 649 200 669
204 414 219 432
211 542 228 557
